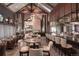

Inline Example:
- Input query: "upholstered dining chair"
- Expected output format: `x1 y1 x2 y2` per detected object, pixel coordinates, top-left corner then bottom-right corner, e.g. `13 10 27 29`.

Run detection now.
18 39 29 56
60 38 76 56
29 48 43 56
54 37 61 54
42 41 53 56
55 37 61 45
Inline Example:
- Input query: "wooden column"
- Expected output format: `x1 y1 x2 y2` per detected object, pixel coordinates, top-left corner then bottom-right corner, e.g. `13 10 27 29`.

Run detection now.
21 13 24 29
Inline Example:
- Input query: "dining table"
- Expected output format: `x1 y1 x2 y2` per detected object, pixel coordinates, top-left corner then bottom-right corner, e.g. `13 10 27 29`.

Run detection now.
24 37 41 48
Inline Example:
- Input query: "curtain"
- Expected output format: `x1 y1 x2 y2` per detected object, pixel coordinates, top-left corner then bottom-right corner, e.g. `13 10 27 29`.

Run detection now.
0 24 16 38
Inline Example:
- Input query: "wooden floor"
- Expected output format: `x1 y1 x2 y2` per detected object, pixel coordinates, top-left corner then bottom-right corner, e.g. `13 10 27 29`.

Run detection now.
5 37 60 56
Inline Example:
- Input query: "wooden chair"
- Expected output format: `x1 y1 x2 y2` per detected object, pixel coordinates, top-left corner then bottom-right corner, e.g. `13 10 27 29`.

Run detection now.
42 41 53 56
18 39 29 56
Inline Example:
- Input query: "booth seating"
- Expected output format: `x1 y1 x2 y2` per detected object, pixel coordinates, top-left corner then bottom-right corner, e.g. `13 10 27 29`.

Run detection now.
60 38 76 56
42 41 53 56
18 39 29 56
0 39 6 56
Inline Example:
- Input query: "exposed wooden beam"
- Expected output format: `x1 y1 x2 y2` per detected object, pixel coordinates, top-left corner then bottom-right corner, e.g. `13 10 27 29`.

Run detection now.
0 3 14 13
6 3 14 7
47 3 54 8
17 4 29 13
33 4 48 14
18 3 48 14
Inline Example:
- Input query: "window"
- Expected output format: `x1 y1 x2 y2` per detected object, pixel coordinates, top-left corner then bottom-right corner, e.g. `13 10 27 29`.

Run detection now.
75 25 79 32
0 14 3 22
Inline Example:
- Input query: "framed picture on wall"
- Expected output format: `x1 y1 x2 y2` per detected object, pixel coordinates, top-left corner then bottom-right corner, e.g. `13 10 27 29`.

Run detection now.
75 25 79 33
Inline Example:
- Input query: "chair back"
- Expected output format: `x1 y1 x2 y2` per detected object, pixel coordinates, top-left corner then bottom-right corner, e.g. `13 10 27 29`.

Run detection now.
51 36 55 41
60 38 67 47
13 35 16 39
24 34 29 39
49 35 52 40
55 37 60 44
48 41 53 49
18 39 26 48
46 34 52 40
29 48 43 56
45 33 48 38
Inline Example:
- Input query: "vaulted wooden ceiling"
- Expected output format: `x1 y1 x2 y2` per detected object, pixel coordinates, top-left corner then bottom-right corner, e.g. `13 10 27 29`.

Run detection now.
2 3 58 14
19 3 45 14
